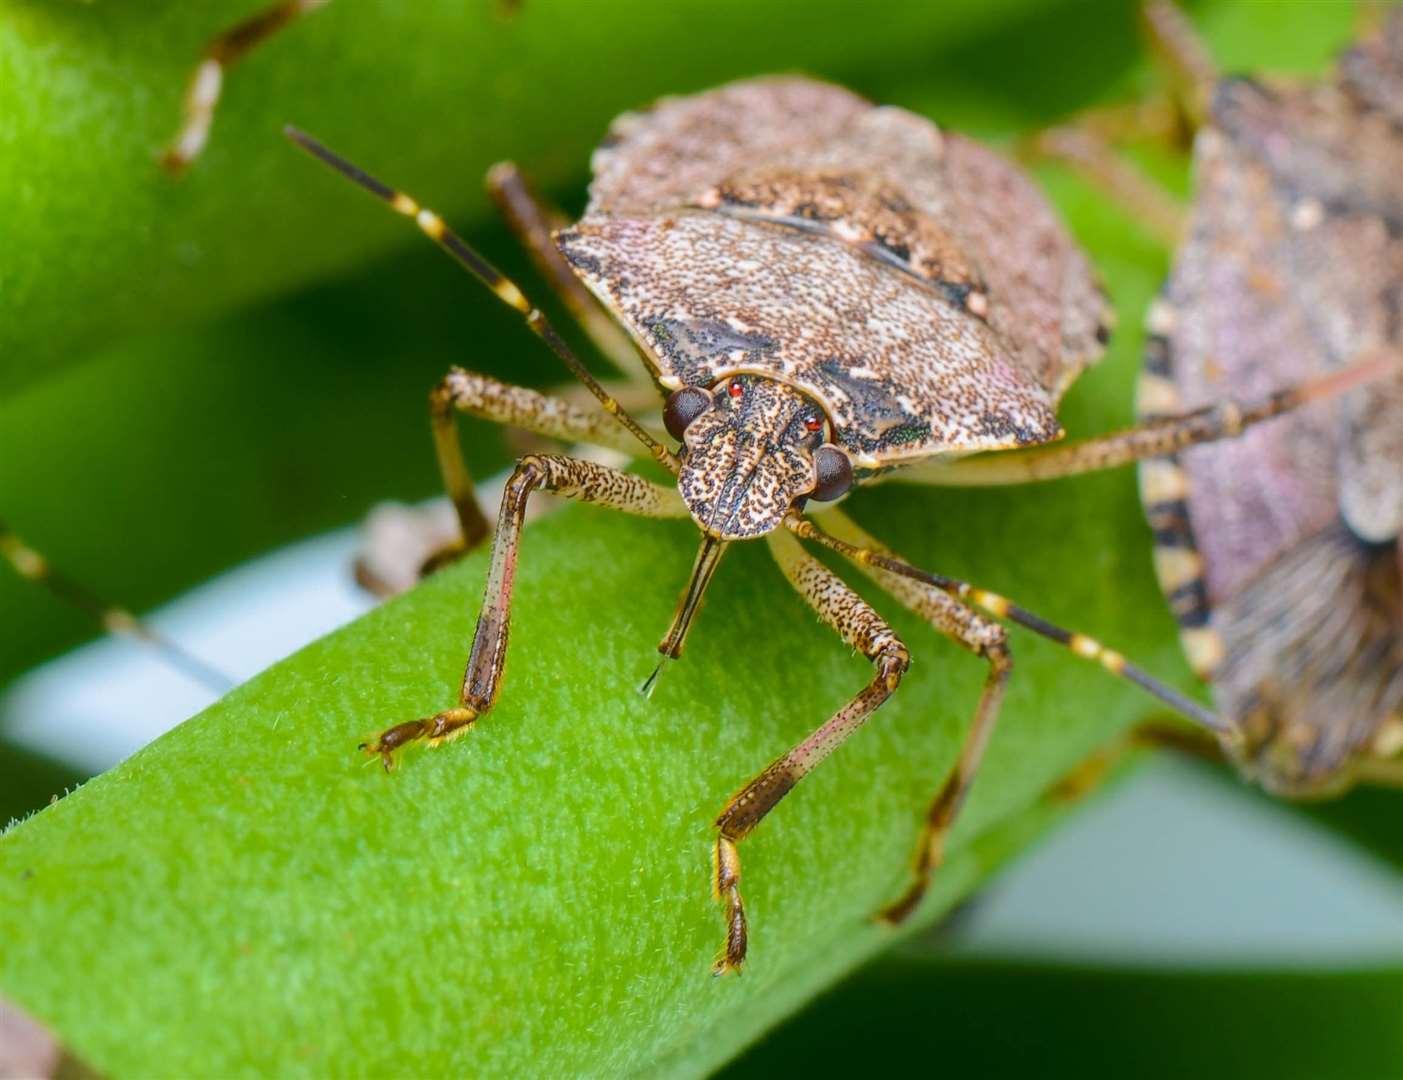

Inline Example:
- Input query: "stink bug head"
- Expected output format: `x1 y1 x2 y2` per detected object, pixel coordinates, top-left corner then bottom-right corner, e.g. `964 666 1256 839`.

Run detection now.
674 374 846 541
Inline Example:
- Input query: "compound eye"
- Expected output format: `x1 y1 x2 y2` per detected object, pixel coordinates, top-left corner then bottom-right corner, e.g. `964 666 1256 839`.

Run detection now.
811 445 853 502
727 378 745 400
663 386 713 441
803 414 824 433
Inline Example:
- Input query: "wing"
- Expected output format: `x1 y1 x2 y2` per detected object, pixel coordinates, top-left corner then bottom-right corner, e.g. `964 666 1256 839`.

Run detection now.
1210 520 1403 796
557 212 1062 462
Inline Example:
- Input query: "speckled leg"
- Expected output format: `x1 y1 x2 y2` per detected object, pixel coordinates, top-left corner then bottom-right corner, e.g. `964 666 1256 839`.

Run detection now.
360 454 687 769
287 131 678 590
355 368 661 597
787 511 1233 738
286 127 676 482
812 509 1011 925
162 0 330 174
0 521 232 692
427 368 657 553
898 351 1399 487
709 527 909 976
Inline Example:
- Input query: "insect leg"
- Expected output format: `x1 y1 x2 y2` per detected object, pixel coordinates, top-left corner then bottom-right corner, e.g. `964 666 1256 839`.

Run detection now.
285 128 677 476
809 509 1011 924
1024 119 1186 247
1140 0 1219 128
898 350 1400 487
359 454 687 769
428 367 657 553
0 521 232 693
709 527 909 975
485 163 654 388
161 1 331 174
786 513 1233 740
357 367 664 598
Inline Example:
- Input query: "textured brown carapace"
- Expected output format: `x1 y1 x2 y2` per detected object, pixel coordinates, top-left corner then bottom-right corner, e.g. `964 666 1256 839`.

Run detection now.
1139 9 1403 796
559 76 1109 542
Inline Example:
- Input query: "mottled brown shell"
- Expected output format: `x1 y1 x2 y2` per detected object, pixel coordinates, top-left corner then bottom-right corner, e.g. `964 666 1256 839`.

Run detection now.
554 77 1109 467
1141 18 1403 794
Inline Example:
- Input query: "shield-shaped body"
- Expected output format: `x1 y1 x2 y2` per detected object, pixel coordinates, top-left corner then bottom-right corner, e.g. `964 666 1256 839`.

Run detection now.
1140 17 1403 795
555 78 1111 475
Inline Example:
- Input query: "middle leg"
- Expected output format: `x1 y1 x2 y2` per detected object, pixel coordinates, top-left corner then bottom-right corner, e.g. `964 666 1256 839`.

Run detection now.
813 508 1013 925
428 366 654 552
895 350 1399 487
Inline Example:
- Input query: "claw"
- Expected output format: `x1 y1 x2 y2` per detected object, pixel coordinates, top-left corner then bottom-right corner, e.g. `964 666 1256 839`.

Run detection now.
358 707 477 772
359 718 428 771
874 830 945 926
875 885 926 927
711 835 747 975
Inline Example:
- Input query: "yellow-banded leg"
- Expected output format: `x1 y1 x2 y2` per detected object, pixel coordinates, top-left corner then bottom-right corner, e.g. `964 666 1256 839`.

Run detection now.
285 127 672 474
162 0 331 174
787 513 1236 738
811 509 1013 925
0 521 232 693
360 455 688 769
782 510 1248 919
895 351 1400 488
710 527 910 975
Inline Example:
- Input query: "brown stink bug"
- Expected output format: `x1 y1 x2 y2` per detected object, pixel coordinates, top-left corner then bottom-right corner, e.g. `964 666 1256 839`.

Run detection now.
1026 2 1403 797
283 76 1386 975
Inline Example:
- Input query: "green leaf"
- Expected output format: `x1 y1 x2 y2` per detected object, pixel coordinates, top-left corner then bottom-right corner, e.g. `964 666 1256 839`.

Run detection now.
1 468 1169 1075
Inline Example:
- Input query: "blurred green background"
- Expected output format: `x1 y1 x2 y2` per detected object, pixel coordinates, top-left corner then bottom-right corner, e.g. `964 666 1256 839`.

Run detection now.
1 0 1399 1076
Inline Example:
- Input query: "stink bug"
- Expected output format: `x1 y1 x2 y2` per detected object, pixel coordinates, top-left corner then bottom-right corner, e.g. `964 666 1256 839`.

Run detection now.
1029 1 1403 797
284 75 1384 975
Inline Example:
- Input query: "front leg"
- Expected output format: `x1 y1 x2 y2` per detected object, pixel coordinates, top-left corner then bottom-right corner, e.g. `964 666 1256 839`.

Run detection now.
361 454 687 769
429 366 655 552
711 527 909 975
356 369 659 597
